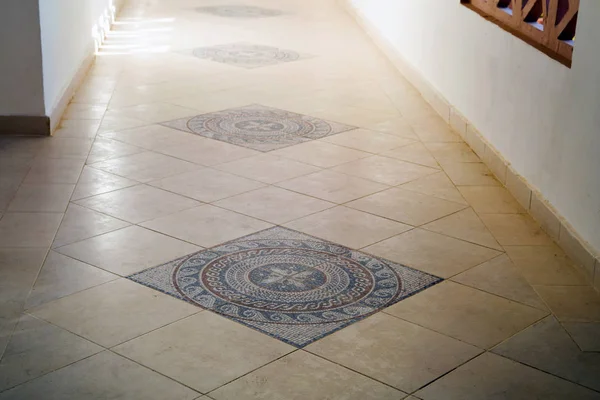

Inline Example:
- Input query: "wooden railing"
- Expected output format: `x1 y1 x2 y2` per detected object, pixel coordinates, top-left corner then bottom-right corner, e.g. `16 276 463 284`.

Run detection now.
462 0 579 67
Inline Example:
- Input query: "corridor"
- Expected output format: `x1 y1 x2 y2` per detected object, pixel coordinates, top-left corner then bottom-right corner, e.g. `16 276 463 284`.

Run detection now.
1 0 599 398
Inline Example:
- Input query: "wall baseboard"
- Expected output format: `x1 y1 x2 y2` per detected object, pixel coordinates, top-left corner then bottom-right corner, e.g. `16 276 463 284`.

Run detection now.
341 0 600 292
0 115 51 136
49 48 96 134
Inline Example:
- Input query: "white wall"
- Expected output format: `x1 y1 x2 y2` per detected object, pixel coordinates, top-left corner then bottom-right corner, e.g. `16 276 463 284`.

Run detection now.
0 0 45 116
38 0 119 116
350 0 600 252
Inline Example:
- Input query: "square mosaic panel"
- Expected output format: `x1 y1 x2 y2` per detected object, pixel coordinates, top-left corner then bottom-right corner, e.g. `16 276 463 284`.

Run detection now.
196 5 283 18
161 104 356 152
128 227 442 347
190 42 311 69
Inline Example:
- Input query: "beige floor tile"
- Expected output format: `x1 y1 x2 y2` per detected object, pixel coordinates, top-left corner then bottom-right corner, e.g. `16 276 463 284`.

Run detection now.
86 138 144 164
25 251 117 309
141 205 272 247
480 213 554 246
382 142 440 168
99 124 197 151
36 138 94 159
0 315 102 392
442 162 500 186
58 119 103 134
0 351 199 400
493 316 600 391
97 114 149 134
75 184 200 223
422 208 502 250
364 229 501 278
425 142 479 163
7 184 74 213
71 166 137 201
210 351 404 400
278 170 388 203
459 186 525 214
505 245 587 286
386 281 548 348
307 313 481 392
114 312 293 393
410 116 462 143
563 322 600 351
62 103 107 120
159 137 260 166
452 255 547 310
108 102 199 123
332 155 438 186
400 171 467 204
347 187 467 226
149 168 265 203
24 158 85 184
0 213 63 248
91 151 199 183
271 141 371 168
56 226 200 276
534 285 600 322
215 154 320 184
415 352 600 400
52 204 130 248
31 279 199 347
285 206 411 249
321 128 415 153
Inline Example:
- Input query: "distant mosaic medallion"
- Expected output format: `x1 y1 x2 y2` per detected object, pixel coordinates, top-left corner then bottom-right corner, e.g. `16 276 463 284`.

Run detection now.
129 227 442 347
195 5 283 18
161 105 356 151
190 43 309 69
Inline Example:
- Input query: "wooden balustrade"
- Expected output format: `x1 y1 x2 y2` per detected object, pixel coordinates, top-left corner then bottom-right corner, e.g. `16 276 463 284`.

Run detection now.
461 0 579 67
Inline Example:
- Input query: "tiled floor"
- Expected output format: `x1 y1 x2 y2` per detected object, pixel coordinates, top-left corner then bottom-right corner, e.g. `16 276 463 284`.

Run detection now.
0 0 599 398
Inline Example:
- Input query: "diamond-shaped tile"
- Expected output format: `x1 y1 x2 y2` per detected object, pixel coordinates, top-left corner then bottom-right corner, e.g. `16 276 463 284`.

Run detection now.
128 227 441 347
162 105 355 152
190 43 310 69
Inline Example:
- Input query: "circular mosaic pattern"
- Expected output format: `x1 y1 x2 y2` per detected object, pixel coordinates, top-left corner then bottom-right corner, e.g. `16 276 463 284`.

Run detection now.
171 239 404 324
192 44 301 68
185 108 335 144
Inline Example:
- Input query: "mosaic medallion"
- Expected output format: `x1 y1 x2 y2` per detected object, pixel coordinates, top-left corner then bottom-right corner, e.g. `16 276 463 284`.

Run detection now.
196 5 283 18
129 227 442 347
161 105 356 151
190 43 310 69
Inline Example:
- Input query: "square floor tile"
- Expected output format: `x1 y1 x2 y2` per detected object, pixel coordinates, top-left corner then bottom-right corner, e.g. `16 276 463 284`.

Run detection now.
215 154 320 184
480 213 553 246
149 168 265 202
459 186 525 214
91 151 199 183
321 128 415 154
442 162 500 186
425 142 479 163
214 187 333 224
162 105 354 152
114 312 293 393
190 43 311 69
306 313 481 392
415 353 600 400
271 141 371 168
31 279 200 347
25 251 117 309
0 351 199 400
158 136 260 166
400 172 467 204
211 351 404 400
385 281 548 348
56 226 200 276
36 138 93 159
24 158 85 184
278 170 388 203
347 187 467 226
70 166 138 201
0 315 102 392
492 316 600 391
128 227 441 347
563 322 600 351
0 213 63 248
74 184 200 223
86 138 144 164
382 142 440 168
285 206 411 249
141 205 272 247
7 184 74 213
332 155 438 186
534 285 600 322
364 229 501 278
